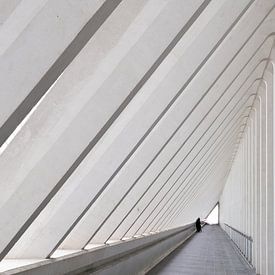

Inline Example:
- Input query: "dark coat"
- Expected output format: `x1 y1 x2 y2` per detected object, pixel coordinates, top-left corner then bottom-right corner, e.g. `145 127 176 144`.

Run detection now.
196 218 201 232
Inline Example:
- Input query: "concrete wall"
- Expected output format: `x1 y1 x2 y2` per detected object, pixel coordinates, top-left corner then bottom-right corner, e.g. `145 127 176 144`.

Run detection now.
220 54 275 275
3 224 195 275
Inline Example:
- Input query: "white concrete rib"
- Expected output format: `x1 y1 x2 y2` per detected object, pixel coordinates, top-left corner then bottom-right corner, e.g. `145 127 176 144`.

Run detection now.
0 0 274 274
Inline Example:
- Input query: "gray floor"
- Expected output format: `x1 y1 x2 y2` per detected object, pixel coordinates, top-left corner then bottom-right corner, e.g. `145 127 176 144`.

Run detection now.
148 225 255 275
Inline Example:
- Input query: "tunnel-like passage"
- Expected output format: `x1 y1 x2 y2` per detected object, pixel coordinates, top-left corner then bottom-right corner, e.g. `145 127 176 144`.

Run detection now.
0 0 274 274
149 225 255 275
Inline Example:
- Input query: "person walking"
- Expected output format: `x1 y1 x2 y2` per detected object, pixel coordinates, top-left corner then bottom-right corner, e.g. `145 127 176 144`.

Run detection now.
195 217 202 232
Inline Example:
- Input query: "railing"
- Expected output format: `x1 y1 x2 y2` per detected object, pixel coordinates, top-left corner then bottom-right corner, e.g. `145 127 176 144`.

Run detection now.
223 223 253 264
2 224 196 274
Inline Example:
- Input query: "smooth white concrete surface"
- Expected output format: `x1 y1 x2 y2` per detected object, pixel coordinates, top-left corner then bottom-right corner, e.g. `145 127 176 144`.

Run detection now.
69 0 252 245
0 0 105 132
220 53 275 273
5 0 205 259
0 0 275 274
2 225 195 275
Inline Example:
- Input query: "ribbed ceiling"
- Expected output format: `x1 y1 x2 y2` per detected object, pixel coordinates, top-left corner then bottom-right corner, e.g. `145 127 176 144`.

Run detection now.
0 0 274 263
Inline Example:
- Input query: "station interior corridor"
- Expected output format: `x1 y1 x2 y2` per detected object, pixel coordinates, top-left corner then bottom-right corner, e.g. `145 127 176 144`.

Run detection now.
0 0 275 274
149 225 255 275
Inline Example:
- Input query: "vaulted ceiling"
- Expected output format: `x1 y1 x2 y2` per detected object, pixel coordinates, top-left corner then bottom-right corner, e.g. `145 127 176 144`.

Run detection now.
0 0 274 263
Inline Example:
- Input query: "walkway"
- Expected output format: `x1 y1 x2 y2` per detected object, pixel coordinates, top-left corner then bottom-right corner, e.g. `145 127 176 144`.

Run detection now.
148 225 255 275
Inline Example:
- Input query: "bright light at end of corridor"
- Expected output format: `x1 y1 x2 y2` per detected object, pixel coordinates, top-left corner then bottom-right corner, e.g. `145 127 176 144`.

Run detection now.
206 204 219 225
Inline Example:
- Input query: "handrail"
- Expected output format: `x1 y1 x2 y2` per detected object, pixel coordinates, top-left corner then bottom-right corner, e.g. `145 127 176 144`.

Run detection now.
224 223 253 241
2 224 196 274
223 223 253 265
